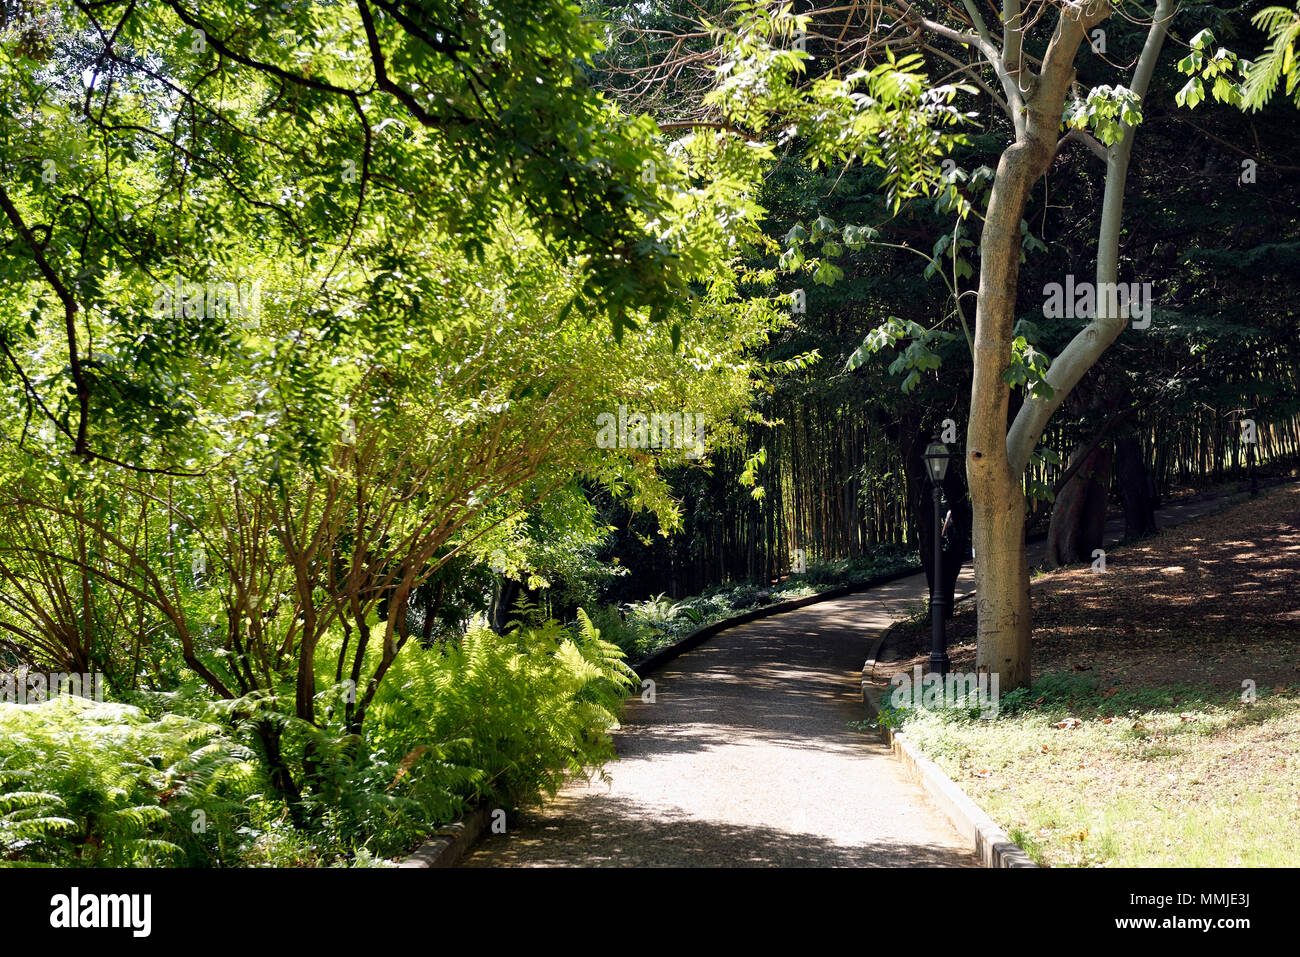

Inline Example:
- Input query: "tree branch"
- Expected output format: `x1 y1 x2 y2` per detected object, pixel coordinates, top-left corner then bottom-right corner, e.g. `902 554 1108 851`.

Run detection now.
1006 0 1173 474
901 0 1027 135
0 183 89 457
1056 127 1107 161
923 43 1011 121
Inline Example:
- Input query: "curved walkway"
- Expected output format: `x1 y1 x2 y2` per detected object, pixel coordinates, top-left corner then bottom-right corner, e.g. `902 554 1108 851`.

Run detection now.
461 568 978 867
460 480 1276 867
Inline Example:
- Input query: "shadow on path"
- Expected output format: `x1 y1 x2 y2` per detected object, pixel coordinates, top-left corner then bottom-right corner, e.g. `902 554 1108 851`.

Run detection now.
466 794 974 867
461 575 978 868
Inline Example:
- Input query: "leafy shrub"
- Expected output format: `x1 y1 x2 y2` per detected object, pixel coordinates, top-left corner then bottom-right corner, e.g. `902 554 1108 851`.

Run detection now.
796 549 916 589
618 593 708 648
242 701 445 864
2 609 641 867
585 604 655 659
624 593 693 629
0 698 256 866
365 611 637 831
800 561 844 588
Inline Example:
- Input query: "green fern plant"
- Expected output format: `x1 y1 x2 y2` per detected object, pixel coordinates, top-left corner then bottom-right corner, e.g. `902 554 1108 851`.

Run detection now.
0 698 257 866
0 770 78 862
365 609 637 822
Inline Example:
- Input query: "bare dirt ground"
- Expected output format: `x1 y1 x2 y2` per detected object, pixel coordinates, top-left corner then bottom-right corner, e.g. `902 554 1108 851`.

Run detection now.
878 484 1300 692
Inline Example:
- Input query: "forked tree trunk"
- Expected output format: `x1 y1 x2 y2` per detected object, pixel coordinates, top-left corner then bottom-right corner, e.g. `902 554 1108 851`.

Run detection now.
968 5 1110 690
966 0 1173 689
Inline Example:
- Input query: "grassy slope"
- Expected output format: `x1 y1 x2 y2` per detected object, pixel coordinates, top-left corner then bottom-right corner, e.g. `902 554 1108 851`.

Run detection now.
873 484 1300 867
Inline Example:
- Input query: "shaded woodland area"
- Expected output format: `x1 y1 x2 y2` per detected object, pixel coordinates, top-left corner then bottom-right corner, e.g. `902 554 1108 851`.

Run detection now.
0 0 1297 872
593 0 1300 605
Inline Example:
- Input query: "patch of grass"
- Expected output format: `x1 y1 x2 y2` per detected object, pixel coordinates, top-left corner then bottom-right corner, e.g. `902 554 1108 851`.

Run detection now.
1007 826 1047 866
871 486 1300 865
891 674 1300 866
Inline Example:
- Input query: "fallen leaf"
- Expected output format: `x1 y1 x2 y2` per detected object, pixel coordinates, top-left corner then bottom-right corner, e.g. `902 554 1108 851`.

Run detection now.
1054 717 1083 729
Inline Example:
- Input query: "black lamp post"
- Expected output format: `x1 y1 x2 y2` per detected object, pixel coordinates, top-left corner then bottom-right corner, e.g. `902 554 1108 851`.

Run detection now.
923 439 952 676
1248 433 1259 498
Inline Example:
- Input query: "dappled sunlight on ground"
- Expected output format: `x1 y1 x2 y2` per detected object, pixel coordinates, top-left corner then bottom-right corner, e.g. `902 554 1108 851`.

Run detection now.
461 581 978 867
881 485 1300 697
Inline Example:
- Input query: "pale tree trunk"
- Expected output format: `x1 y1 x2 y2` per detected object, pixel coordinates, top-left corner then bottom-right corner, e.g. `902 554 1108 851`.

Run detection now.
967 5 1110 689
1006 1 1175 473
942 0 1175 690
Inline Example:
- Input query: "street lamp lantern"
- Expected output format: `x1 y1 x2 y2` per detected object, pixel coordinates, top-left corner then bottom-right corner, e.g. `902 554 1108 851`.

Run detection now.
923 440 950 483
922 439 952 676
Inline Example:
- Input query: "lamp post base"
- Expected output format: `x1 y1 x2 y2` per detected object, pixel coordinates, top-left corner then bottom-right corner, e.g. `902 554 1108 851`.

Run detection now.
929 486 950 677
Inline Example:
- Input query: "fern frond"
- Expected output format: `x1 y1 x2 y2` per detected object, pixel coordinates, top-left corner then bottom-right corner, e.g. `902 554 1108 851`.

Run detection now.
1244 5 1300 109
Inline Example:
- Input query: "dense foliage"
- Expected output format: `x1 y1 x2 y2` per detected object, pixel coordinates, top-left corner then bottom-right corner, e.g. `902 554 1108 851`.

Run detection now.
1 614 633 865
582 1 1300 603
0 0 784 863
3 0 1300 865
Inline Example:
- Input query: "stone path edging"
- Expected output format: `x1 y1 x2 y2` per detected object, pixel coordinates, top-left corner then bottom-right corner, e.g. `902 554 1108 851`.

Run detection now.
399 806 490 868
860 679 1037 868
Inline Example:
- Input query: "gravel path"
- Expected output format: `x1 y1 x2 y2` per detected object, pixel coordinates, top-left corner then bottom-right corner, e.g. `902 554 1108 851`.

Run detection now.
459 481 1272 868
460 568 979 867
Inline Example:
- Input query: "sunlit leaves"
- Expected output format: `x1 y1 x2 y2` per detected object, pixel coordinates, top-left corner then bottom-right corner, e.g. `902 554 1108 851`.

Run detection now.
1001 325 1055 401
702 1 973 214
1240 6 1300 110
1062 85 1144 146
925 230 974 281
738 445 767 500
1175 26 1254 111
846 316 956 394
0 0 737 473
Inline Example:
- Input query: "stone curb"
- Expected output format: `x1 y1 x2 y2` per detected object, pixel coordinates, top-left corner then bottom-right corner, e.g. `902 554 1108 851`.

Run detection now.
629 563 923 677
399 806 491 868
860 679 1036 869
860 587 1025 868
